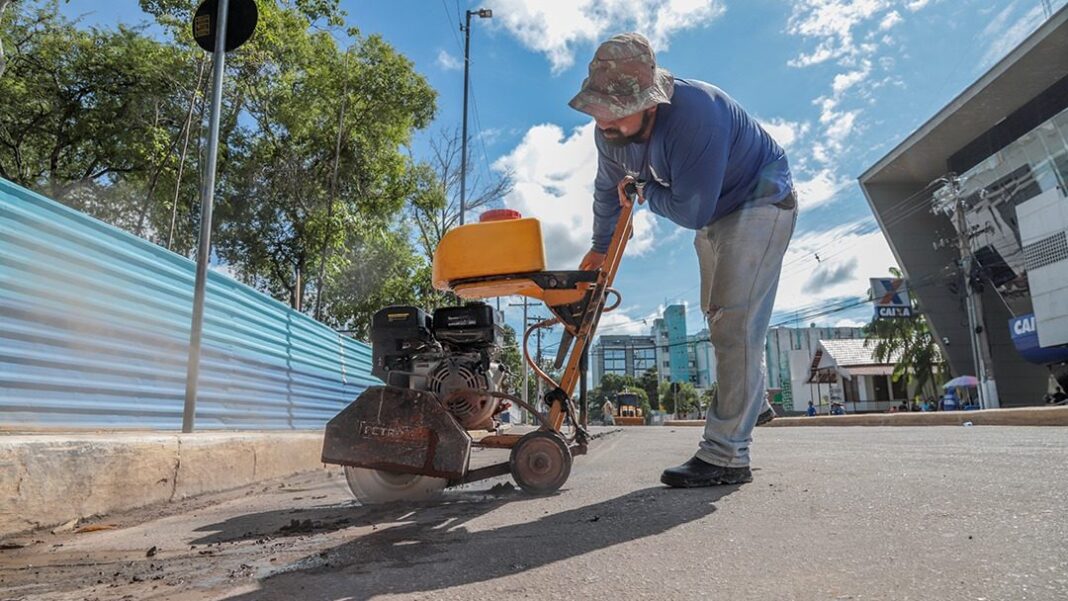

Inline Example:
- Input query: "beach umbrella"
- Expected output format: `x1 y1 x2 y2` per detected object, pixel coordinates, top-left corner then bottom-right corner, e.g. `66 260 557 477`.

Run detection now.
943 375 979 388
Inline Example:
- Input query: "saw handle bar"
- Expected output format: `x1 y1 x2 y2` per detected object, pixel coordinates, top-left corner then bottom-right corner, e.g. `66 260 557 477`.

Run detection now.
514 178 637 435
522 286 621 390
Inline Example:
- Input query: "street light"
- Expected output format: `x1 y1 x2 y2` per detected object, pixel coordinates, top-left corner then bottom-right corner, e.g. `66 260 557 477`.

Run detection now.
459 7 492 226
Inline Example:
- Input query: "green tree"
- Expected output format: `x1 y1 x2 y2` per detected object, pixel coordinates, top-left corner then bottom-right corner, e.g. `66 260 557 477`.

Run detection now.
699 382 718 414
208 7 436 310
317 225 429 340
659 380 698 416
0 0 19 78
864 268 946 398
0 0 193 227
638 367 660 411
0 0 486 340
498 324 523 395
138 0 439 324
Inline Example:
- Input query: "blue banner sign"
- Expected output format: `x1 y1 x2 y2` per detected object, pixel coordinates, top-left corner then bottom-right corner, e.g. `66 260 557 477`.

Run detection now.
1009 314 1068 365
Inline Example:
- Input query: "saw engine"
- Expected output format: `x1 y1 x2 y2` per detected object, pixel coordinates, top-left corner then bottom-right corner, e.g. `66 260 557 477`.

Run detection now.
371 303 509 430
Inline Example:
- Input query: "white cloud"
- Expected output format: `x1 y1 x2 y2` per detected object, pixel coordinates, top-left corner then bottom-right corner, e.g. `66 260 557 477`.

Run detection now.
783 2 933 206
758 118 810 149
596 306 661 337
479 127 504 146
794 168 850 210
834 317 869 328
823 109 858 145
487 0 726 73
436 49 462 71
786 0 888 67
878 10 902 30
830 59 872 96
774 219 898 313
493 122 658 269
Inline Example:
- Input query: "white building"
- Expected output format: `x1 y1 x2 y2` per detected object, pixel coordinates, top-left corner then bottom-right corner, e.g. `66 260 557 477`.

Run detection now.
765 326 866 412
808 339 912 413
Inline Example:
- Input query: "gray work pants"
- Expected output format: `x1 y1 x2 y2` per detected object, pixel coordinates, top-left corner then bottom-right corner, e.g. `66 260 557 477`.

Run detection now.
694 197 796 468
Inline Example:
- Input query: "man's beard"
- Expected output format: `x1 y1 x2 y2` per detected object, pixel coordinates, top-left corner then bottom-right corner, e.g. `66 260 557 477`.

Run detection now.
602 110 653 148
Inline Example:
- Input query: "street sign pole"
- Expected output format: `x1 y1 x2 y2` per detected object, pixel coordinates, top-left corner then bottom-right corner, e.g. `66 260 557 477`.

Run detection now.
182 0 230 433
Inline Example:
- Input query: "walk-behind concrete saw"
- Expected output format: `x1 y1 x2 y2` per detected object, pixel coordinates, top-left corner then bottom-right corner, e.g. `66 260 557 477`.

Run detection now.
321 183 640 503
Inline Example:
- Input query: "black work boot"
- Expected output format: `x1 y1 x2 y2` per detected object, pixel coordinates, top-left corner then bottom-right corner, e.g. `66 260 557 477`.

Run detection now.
756 407 776 427
660 457 753 488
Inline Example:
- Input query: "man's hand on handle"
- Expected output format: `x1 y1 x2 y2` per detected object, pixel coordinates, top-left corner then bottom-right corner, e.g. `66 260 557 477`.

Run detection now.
581 176 643 271
580 250 606 271
617 174 645 208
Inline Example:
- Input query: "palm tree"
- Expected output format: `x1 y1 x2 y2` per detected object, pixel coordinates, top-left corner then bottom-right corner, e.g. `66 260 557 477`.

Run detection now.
864 268 946 399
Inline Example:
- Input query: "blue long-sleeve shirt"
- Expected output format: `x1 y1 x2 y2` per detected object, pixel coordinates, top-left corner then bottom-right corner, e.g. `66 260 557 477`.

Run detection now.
591 79 793 253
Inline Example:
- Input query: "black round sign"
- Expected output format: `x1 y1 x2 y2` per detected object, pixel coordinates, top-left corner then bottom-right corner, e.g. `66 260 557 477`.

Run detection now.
192 0 258 53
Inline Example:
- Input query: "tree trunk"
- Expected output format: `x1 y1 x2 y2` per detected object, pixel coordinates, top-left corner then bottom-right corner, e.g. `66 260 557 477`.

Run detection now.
292 262 303 311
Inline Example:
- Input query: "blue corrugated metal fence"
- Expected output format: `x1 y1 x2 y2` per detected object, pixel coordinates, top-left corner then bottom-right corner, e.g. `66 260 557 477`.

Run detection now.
0 178 377 430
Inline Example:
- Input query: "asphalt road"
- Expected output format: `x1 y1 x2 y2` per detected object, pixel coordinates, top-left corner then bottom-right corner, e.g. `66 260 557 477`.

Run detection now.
2 426 1066 600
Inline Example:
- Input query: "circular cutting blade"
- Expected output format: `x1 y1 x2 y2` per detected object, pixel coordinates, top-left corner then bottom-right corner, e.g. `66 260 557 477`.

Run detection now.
343 467 447 504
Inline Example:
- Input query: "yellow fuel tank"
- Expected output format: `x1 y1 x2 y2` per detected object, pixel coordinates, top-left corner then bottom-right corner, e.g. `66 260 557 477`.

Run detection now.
433 214 546 291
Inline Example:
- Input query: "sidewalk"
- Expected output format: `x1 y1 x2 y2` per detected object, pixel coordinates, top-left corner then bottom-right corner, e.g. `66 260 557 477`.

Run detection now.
663 405 1068 428
0 431 326 539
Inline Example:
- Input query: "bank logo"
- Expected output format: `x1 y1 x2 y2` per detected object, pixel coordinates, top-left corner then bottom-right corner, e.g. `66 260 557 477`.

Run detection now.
871 278 912 319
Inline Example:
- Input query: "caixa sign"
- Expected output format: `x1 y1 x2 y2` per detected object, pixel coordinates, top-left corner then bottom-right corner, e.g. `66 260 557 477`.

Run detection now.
1009 314 1068 365
870 278 912 319
875 305 913 318
1012 315 1037 337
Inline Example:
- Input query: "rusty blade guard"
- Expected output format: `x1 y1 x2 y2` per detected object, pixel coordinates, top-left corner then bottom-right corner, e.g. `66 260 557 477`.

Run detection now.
321 386 471 480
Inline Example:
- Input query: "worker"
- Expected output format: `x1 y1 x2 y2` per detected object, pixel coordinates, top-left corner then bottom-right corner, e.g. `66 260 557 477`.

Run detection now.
571 33 796 487
602 399 616 426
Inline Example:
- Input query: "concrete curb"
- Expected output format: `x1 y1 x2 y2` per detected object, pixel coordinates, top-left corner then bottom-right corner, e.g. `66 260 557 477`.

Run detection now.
0 431 327 539
663 405 1068 428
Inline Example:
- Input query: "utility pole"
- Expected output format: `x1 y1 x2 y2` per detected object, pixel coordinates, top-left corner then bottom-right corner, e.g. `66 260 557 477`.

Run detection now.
459 8 493 226
508 297 530 423
532 315 545 413
945 174 999 409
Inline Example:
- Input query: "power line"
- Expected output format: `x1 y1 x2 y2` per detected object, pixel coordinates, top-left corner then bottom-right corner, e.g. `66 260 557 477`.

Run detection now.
467 76 496 187
781 177 947 275
770 264 957 327
440 0 465 53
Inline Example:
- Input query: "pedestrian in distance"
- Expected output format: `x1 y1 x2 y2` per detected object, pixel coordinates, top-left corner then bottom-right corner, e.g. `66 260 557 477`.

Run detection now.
1051 387 1067 405
602 399 616 426
569 33 797 487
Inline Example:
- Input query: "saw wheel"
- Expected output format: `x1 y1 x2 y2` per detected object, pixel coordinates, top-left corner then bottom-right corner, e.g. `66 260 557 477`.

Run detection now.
509 430 572 495
343 467 447 504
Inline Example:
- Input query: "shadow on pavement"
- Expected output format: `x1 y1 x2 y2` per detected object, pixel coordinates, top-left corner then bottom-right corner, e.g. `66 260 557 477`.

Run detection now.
190 489 519 545
220 485 737 599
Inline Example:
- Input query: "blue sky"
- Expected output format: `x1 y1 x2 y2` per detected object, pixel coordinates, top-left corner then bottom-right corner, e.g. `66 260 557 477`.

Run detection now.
61 0 1067 340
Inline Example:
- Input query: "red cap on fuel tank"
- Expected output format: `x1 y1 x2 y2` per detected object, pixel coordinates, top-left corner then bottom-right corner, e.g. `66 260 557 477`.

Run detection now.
479 208 522 222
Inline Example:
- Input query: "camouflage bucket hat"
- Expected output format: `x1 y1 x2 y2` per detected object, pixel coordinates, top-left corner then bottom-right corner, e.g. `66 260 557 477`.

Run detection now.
569 32 675 121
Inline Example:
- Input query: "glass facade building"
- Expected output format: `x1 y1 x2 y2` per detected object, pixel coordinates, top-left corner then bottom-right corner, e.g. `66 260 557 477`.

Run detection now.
589 304 717 391
860 9 1068 405
954 105 1068 320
